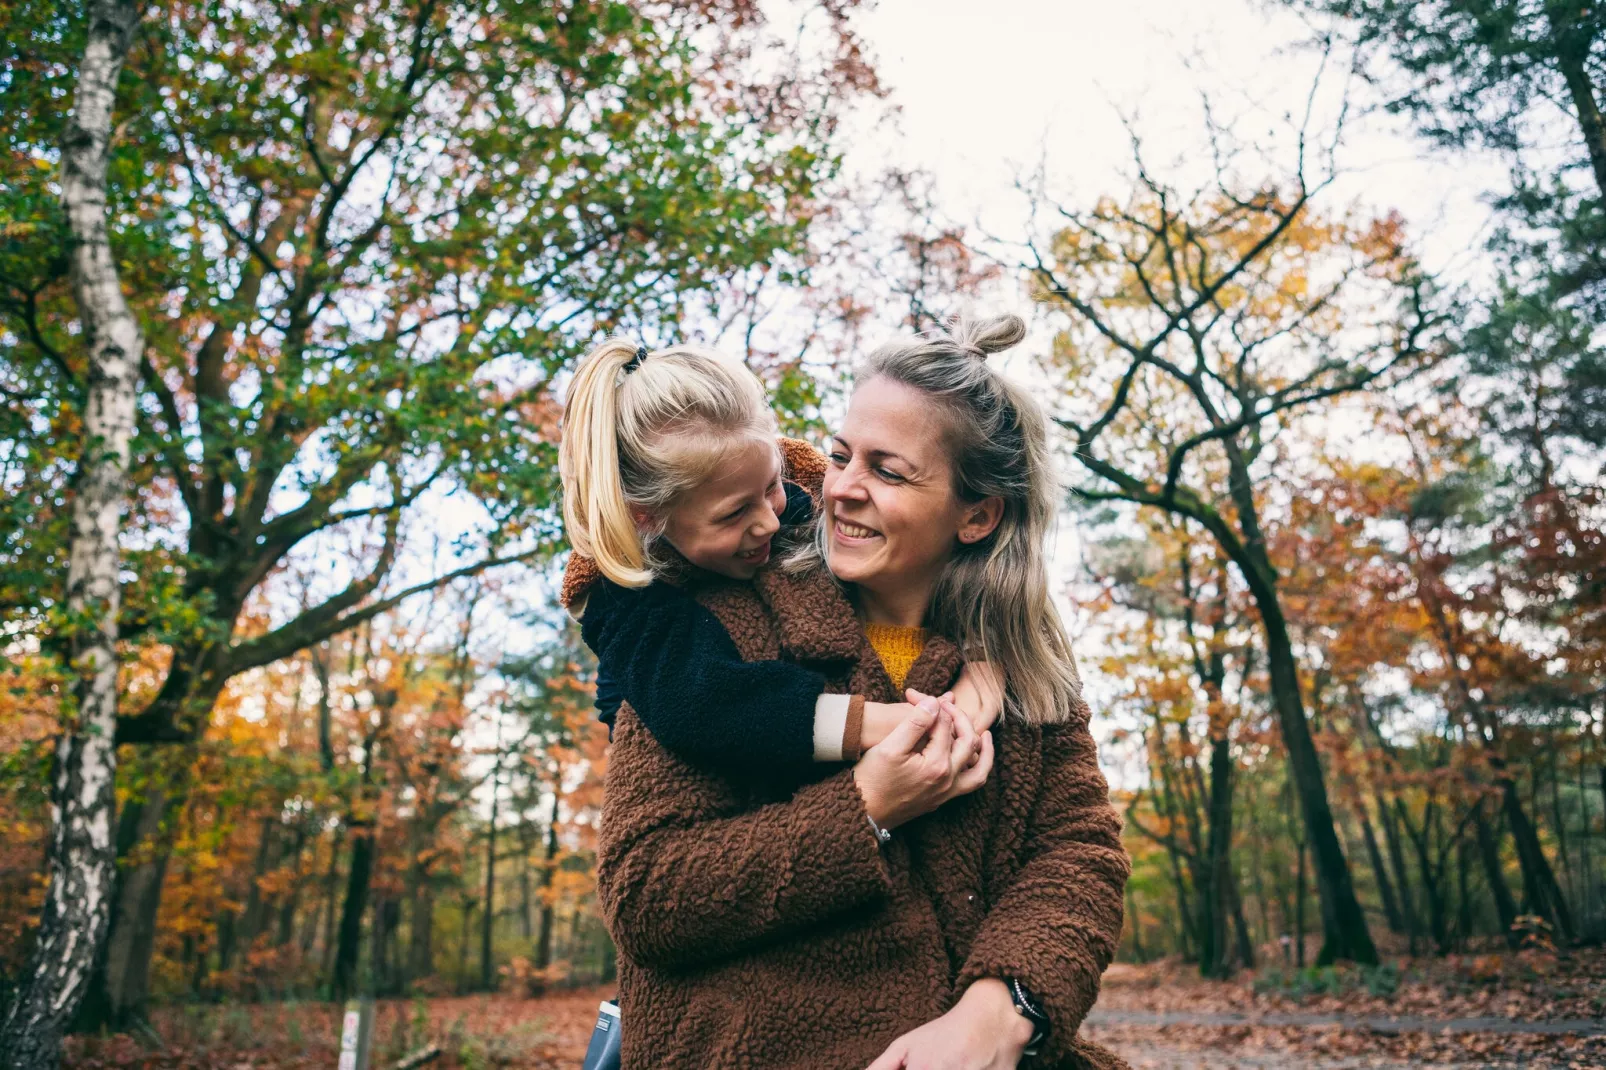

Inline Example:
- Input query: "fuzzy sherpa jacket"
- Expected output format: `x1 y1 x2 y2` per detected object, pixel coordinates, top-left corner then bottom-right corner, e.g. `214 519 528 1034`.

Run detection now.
569 476 1131 1068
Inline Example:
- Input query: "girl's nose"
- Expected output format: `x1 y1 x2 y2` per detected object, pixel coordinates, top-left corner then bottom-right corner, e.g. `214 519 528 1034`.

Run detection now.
751 500 781 539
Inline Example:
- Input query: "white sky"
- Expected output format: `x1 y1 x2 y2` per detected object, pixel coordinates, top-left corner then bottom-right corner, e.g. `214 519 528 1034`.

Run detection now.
852 0 1506 286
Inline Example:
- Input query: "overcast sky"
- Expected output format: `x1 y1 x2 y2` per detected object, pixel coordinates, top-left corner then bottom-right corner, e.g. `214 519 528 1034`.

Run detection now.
849 0 1506 292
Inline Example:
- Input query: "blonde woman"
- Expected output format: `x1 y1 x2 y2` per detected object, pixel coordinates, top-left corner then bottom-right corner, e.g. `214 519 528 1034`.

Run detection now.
576 315 1132 1070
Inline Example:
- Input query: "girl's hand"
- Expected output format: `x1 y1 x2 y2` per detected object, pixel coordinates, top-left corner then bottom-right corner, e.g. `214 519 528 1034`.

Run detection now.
852 696 994 830
950 662 1005 734
864 979 1033 1070
860 700 921 752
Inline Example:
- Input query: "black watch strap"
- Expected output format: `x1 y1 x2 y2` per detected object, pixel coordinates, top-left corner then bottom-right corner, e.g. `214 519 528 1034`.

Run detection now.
1007 977 1050 1057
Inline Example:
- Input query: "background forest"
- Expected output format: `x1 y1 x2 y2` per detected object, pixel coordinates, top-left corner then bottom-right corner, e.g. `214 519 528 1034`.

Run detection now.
1 1 1604 1068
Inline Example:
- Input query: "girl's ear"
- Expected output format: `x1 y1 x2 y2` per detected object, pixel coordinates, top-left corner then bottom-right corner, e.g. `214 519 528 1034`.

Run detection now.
631 507 655 533
956 496 1004 545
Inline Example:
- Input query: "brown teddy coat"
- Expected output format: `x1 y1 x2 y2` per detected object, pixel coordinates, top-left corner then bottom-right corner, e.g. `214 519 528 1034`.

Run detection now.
569 442 1131 1070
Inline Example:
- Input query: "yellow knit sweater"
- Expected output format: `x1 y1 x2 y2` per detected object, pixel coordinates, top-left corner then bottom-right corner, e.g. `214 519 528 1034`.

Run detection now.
863 623 927 691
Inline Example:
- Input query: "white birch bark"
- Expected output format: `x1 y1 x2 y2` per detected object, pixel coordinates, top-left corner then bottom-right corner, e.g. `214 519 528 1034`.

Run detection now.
0 2 144 1066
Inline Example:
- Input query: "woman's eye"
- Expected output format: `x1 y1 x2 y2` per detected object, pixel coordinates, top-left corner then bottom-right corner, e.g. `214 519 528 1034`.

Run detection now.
828 452 848 466
875 467 905 482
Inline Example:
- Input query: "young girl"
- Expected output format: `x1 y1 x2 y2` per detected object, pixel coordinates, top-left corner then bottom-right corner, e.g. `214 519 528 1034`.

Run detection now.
557 338 1000 771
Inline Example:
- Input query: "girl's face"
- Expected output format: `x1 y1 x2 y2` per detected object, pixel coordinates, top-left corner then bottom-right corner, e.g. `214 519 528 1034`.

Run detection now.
659 438 787 580
823 376 1001 606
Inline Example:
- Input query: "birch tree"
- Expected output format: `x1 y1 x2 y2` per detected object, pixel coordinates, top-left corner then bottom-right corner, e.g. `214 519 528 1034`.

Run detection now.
0 2 144 1065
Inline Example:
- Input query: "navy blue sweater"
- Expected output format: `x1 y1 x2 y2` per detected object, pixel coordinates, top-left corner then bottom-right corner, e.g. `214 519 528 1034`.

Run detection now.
579 483 829 771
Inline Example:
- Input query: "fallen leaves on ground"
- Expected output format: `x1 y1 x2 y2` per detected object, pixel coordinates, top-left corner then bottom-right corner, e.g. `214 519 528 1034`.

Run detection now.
1092 948 1606 1069
65 990 607 1070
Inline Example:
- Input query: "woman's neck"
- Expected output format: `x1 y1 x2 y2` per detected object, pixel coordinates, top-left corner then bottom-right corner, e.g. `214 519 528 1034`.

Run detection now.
856 583 932 629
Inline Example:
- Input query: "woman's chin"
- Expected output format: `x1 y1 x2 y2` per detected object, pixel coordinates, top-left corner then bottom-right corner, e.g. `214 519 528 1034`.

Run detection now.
826 543 877 582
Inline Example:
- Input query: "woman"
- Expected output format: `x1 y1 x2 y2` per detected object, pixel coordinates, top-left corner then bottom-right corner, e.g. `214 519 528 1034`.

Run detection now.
588 314 1130 1070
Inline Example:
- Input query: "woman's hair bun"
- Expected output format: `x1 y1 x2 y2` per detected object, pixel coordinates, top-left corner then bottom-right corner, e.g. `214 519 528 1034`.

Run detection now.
947 313 1027 358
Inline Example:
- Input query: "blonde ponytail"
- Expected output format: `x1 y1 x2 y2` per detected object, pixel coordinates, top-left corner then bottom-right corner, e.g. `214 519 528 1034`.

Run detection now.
561 340 653 585
559 337 778 588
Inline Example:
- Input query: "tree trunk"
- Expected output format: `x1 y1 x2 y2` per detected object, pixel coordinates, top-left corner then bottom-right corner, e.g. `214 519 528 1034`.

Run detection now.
1258 603 1377 965
518 819 535 941
1295 838 1308 968
1126 883 1146 961
275 824 306 947
317 827 345 973
237 818 278 955
0 4 145 1065
481 732 502 991
1404 799 1450 953
79 772 182 1031
332 827 375 1002
535 793 560 971
1554 21 1606 210
1209 451 1376 965
1377 789 1420 954
457 900 474 993
1200 732 1235 977
1228 871 1255 968
1501 779 1575 941
1356 800 1405 934
408 879 434 984
1474 799 1520 947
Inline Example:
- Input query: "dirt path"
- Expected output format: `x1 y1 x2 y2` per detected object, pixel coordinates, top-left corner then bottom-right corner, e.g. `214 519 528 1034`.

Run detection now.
1081 1008 1606 1069
1087 1007 1606 1036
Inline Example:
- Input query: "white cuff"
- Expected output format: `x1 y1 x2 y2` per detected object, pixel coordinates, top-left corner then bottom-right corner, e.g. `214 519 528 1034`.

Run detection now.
813 693 851 761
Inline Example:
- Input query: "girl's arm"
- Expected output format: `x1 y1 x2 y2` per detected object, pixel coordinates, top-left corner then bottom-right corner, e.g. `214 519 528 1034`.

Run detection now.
580 576 884 770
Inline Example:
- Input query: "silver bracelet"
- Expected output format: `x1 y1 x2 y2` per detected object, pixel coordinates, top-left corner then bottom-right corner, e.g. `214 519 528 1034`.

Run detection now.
866 813 892 846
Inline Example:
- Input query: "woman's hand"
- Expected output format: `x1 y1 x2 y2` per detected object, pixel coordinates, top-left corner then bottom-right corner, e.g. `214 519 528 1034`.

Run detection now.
949 662 1005 734
864 979 1033 1070
852 696 993 830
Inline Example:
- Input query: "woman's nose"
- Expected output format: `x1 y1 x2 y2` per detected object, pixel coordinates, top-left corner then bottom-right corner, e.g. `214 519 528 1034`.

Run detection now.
828 461 869 502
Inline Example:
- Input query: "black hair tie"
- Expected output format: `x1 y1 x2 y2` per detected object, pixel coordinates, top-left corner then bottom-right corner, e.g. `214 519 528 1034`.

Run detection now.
624 344 648 374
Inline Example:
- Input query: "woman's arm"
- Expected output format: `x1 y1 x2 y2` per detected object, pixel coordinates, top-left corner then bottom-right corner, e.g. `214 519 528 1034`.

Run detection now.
950 709 1130 1065
597 699 991 972
595 708 894 971
581 577 916 769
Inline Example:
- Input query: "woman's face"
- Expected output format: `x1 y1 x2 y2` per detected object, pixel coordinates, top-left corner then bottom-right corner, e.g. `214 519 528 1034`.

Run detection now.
824 376 1000 605
660 438 787 580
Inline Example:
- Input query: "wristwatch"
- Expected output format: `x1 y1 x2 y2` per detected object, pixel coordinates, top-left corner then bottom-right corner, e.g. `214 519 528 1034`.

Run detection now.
1006 977 1051 1057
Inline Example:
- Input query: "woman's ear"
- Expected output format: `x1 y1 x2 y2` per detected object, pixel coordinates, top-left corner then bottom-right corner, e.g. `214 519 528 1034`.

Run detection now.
631 506 656 533
956 496 1004 545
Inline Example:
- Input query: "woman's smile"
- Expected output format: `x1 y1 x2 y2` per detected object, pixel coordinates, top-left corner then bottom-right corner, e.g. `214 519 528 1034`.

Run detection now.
833 518 881 543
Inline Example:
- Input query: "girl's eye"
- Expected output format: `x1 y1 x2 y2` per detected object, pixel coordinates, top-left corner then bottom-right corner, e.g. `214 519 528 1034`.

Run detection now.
719 506 745 523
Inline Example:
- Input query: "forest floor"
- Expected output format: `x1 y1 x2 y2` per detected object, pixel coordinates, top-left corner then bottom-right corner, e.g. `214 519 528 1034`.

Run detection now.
61 948 1606 1070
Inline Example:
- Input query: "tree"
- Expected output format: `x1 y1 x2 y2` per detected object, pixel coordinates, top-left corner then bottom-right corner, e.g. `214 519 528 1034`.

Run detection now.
1091 519 1257 976
1282 0 1606 270
1281 0 1606 428
2 0 882 1025
0 2 145 1065
1027 134 1448 962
